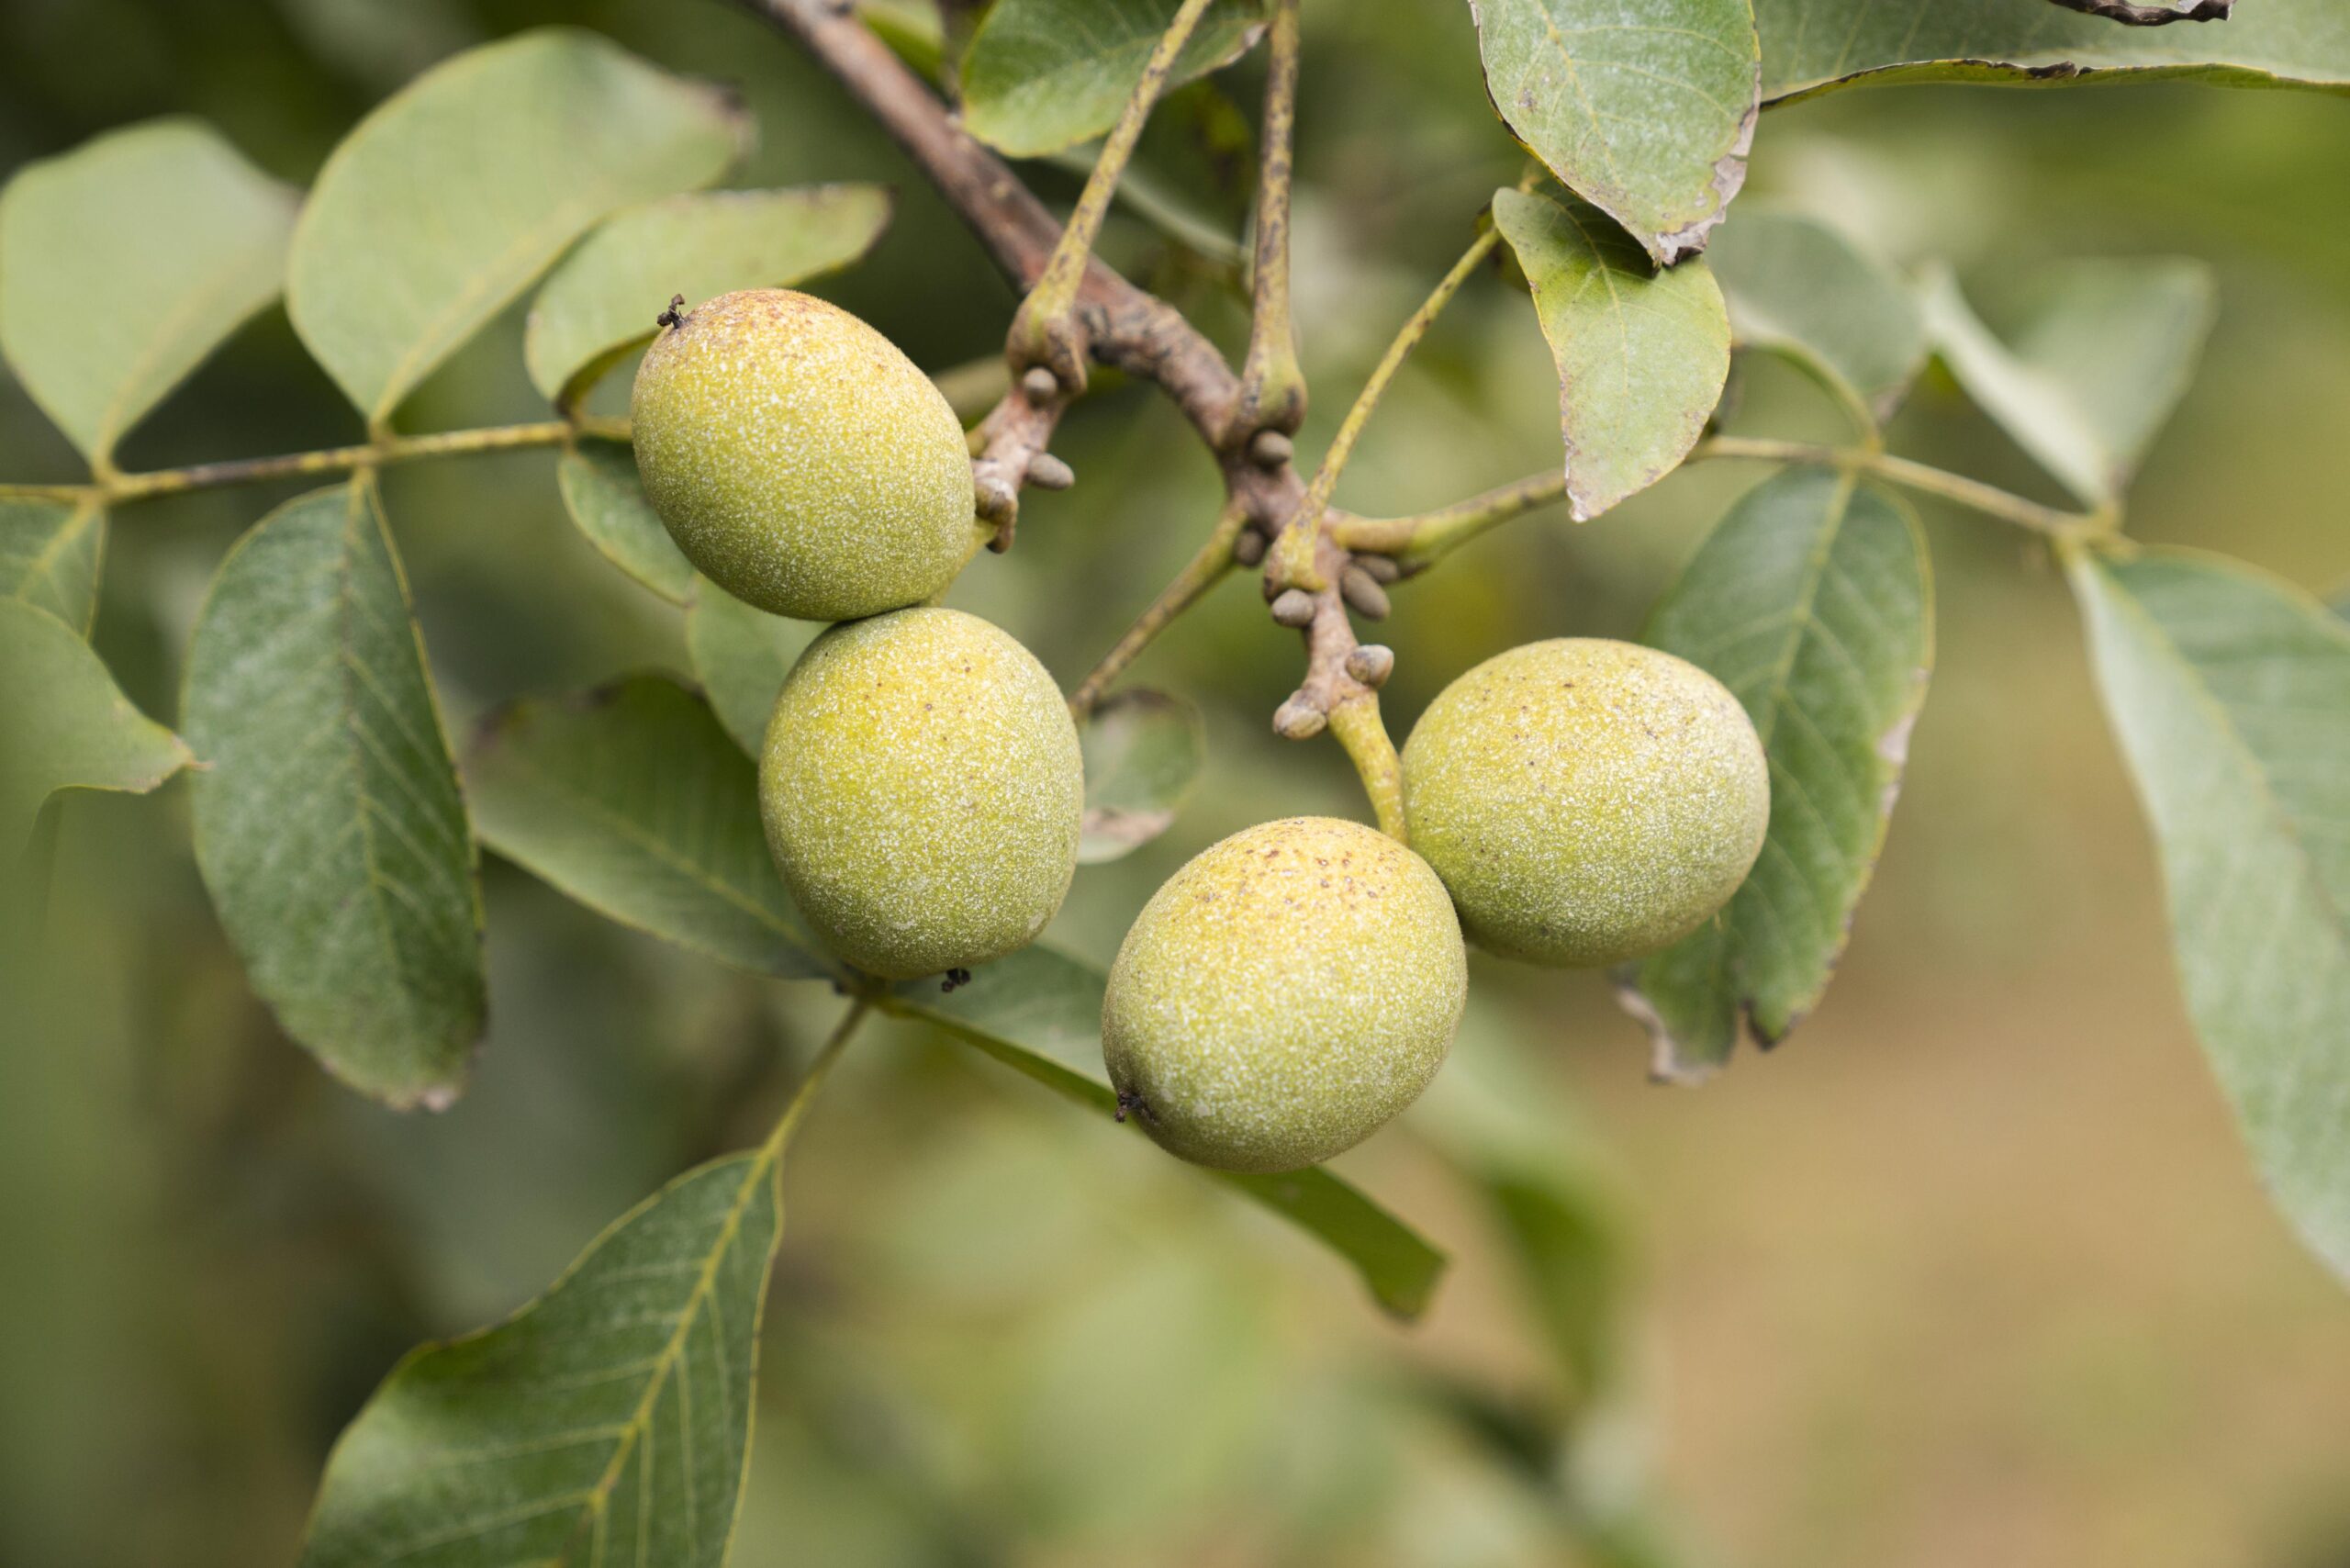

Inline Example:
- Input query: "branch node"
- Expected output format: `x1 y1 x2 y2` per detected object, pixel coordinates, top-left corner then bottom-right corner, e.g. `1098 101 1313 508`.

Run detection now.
1025 453 1075 490
1273 696 1327 740
1351 552 1401 584
974 471 1020 527
1340 565 1392 622
1345 644 1394 688
1249 429 1294 470
1270 588 1318 628
1021 365 1063 405
1231 526 1269 566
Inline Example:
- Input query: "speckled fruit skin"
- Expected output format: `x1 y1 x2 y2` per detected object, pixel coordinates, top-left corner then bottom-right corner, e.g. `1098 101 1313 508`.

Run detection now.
632 288 975 622
759 607 1081 980
1102 817 1467 1173
1402 638 1769 969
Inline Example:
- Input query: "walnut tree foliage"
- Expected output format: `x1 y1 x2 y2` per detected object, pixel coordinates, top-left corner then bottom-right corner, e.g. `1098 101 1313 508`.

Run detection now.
3 2 2347 1563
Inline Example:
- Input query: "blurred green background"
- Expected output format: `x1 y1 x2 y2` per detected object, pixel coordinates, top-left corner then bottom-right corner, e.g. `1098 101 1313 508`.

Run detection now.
6 1 2350 1564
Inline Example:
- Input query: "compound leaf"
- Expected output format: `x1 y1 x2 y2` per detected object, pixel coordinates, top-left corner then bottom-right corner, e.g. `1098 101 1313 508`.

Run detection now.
1468 0 1761 263
183 478 484 1109
300 1139 789 1568
1757 0 2350 104
1705 207 1924 423
683 577 819 756
1617 467 1931 1080
0 118 296 464
961 0 1269 158
1078 689 1205 864
287 28 744 427
889 946 1449 1320
525 185 892 404
2073 546 2350 1283
1493 187 1730 521
0 497 106 634
0 599 189 857
555 442 696 605
467 674 836 981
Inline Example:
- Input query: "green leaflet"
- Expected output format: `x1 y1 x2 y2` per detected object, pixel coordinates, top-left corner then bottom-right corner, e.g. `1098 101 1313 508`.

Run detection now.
0 497 106 634
1617 467 1931 1079
555 442 697 605
0 118 295 465
1705 207 1924 424
525 185 893 404
183 478 484 1109
1757 0 2350 104
467 675 836 982
683 577 821 757
0 599 189 857
300 1139 790 1568
1078 689 1205 864
2073 546 2350 1284
286 28 744 427
1491 187 1730 521
960 0 1269 157
1467 0 1761 264
1924 261 2214 509
889 946 1449 1320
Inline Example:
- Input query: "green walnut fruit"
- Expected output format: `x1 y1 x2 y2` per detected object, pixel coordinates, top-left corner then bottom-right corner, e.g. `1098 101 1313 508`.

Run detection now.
632 287 975 622
1402 637 1769 969
760 607 1081 980
1102 816 1467 1173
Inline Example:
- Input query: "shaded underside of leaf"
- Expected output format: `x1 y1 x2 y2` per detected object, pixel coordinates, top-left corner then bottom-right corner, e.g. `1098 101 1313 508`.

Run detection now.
0 495 107 634
286 27 745 426
183 478 484 1109
2072 546 2350 1283
1468 0 1762 263
960 0 1270 157
683 577 820 757
1618 466 1932 1080
555 442 697 604
300 1147 783 1568
888 946 1449 1319
525 184 894 403
1756 0 2350 104
1705 207 1924 422
0 117 296 464
0 598 190 857
1078 688 1205 864
466 674 835 981
1491 186 1730 521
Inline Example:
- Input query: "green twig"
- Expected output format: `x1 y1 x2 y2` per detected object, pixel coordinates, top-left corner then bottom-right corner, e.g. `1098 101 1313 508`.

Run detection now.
766 995 873 1157
1337 435 2105 569
0 420 593 509
1005 0 1219 390
1272 218 1503 588
1326 697 1407 842
1068 498 1249 719
1233 0 1305 442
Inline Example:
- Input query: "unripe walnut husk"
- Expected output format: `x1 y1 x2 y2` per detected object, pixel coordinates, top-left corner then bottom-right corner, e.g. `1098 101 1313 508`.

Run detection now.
760 607 1081 980
1102 816 1467 1173
1402 638 1769 969
632 288 975 622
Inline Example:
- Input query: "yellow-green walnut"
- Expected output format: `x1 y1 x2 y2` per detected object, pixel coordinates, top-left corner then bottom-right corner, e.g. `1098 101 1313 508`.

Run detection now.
760 607 1081 980
632 287 975 622
1402 638 1769 969
1102 817 1467 1173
